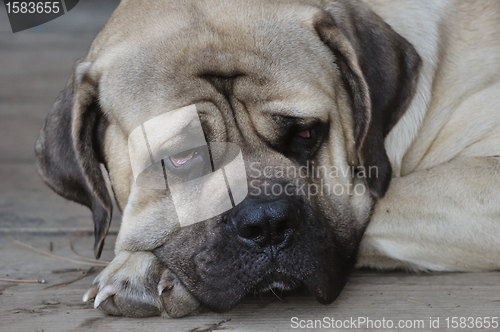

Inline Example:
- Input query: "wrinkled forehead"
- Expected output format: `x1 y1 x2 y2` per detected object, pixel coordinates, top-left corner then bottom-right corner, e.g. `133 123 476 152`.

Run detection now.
93 1 338 134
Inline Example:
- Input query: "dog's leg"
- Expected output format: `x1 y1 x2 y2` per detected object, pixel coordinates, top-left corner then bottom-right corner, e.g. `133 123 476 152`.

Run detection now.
357 156 500 271
83 251 200 317
81 179 201 318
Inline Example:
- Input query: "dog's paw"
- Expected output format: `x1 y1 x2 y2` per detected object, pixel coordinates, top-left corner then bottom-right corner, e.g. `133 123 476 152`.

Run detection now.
82 251 200 318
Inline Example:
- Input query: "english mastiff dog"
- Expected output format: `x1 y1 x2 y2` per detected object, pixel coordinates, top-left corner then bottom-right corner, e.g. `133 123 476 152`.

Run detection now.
35 0 500 318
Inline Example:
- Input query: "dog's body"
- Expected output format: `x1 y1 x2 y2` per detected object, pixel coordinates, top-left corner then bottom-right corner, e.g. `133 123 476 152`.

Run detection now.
36 0 500 318
359 0 500 271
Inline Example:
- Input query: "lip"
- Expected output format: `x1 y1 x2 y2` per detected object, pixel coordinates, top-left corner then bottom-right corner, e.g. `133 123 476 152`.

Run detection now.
155 243 342 312
251 271 302 292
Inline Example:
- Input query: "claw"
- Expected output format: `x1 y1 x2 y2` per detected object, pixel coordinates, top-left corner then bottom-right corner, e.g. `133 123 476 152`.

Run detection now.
82 284 99 302
157 275 175 295
94 285 117 309
158 270 200 318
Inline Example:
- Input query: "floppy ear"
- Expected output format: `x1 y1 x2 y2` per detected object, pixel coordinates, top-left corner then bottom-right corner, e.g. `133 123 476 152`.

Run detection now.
35 62 112 258
314 2 422 197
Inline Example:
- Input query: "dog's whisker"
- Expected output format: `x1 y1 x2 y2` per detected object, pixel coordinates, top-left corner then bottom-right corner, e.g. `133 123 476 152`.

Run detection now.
270 288 283 301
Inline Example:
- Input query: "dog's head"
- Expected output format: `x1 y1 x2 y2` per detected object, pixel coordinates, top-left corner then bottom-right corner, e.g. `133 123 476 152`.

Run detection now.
36 0 420 313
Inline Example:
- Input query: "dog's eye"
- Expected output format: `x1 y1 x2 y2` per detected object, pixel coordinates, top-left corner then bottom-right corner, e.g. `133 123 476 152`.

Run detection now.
163 145 212 182
284 124 324 163
170 150 195 167
295 130 311 138
292 128 316 144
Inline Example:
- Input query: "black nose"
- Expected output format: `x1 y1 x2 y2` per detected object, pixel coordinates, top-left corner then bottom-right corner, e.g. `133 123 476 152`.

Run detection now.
230 198 298 247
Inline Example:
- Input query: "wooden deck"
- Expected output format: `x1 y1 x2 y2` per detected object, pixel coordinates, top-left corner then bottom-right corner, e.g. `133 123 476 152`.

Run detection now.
1 1 499 331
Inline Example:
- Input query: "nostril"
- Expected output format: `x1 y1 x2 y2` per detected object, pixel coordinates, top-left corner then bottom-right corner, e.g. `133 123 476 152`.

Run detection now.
238 225 263 240
270 218 294 244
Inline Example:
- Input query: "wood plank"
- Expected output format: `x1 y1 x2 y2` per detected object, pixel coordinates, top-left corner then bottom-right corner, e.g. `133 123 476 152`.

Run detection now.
1 234 499 331
0 163 122 233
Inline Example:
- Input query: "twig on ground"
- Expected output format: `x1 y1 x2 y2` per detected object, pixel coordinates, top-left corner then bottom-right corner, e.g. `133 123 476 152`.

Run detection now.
43 267 95 290
68 237 110 264
8 236 108 267
406 299 431 306
0 278 45 283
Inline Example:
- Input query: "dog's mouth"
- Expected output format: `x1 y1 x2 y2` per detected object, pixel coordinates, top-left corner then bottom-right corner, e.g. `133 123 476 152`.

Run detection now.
158 253 344 313
153 217 353 313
